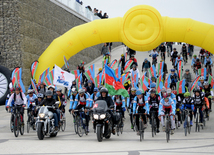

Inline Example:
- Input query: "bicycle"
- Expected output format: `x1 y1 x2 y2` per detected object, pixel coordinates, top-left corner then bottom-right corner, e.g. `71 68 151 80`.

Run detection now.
8 107 14 132
202 109 206 129
150 111 157 137
114 109 124 136
27 104 37 133
73 109 87 137
13 105 25 137
137 113 146 142
175 108 182 129
183 109 192 136
195 106 201 132
165 113 172 143
131 113 136 132
60 110 66 132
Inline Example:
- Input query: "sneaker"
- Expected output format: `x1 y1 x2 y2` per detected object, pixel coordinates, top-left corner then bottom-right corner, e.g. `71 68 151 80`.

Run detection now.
131 125 133 129
199 123 203 126
190 121 193 126
156 128 160 133
171 129 175 135
178 121 181 127
162 126 165 132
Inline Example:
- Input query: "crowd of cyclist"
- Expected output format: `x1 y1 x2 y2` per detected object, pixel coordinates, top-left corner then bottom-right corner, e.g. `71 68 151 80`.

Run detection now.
5 42 213 138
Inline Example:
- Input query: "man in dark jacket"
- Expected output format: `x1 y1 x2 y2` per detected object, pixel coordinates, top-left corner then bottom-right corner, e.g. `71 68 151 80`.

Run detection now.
101 43 108 56
86 80 95 95
159 43 166 61
40 90 59 130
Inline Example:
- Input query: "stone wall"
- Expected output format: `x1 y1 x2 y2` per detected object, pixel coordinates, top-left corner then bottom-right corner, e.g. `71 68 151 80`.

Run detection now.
0 0 121 86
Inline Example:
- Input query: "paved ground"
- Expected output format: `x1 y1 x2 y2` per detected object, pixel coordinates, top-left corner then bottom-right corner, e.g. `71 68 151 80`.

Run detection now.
0 44 214 155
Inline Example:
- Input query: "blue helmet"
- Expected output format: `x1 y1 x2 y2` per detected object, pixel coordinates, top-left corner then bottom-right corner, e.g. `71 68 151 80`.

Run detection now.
94 87 98 92
88 80 93 84
136 90 143 95
150 83 156 88
171 69 175 72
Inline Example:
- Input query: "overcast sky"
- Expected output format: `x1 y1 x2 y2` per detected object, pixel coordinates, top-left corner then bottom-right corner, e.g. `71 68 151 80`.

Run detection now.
85 0 214 25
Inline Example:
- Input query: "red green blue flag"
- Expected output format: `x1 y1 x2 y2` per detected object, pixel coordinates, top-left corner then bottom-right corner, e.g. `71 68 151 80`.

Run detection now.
198 68 207 79
164 76 171 88
176 79 186 94
105 64 129 97
177 61 183 80
31 79 38 95
85 64 95 83
191 76 200 92
31 61 38 79
110 59 117 69
114 67 121 79
148 65 157 78
157 61 164 75
124 60 133 73
71 70 80 79
131 71 138 89
140 75 150 93
76 73 82 91
49 69 54 85
119 72 129 85
63 56 69 69
38 68 49 86
156 73 163 93
208 74 214 89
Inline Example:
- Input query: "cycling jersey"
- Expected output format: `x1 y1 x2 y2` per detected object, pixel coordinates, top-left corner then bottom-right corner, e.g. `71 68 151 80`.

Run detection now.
181 97 194 111
7 92 27 106
73 93 90 109
26 94 37 108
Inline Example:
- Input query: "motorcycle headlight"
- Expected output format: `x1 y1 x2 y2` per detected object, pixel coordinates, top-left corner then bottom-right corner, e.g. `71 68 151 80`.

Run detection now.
93 114 99 120
100 114 106 119
39 113 45 118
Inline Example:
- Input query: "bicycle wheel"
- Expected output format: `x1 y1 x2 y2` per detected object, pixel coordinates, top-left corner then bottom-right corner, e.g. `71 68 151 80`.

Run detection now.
20 116 24 135
61 120 66 132
166 119 170 143
132 115 136 132
77 117 83 137
27 122 30 133
10 115 13 133
184 117 187 136
188 121 191 134
139 119 144 142
14 115 19 137
151 116 155 137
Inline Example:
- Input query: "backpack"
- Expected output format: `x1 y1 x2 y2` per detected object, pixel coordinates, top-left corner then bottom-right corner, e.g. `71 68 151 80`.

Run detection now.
14 92 23 102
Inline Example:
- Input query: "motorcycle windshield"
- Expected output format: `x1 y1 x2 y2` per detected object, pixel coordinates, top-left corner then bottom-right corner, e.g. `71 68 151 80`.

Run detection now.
93 100 108 113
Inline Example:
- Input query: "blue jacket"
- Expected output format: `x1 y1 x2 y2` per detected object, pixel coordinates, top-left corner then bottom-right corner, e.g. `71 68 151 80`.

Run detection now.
169 73 178 83
191 58 197 66
133 96 149 114
26 94 37 108
159 98 176 116
90 93 99 108
180 98 194 111
69 94 76 109
204 57 213 65
73 93 90 109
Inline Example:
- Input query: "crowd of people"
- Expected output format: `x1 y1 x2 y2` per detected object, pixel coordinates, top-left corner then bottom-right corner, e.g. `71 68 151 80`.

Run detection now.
5 42 214 140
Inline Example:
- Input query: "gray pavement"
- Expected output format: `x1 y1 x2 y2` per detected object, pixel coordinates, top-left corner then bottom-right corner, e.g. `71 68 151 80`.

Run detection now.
0 45 214 155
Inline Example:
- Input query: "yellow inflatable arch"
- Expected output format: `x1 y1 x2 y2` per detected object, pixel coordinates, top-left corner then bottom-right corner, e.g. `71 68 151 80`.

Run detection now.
35 5 214 80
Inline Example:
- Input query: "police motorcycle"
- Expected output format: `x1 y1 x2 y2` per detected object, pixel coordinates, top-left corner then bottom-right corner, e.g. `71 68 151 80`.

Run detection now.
36 101 60 140
92 100 114 142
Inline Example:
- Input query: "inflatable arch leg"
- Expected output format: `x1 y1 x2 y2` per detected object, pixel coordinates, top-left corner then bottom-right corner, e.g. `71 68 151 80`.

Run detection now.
35 5 214 81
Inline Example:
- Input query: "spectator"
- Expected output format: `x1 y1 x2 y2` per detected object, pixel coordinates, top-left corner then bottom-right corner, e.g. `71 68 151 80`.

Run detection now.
93 8 97 14
94 9 99 16
107 42 112 52
85 6 92 12
103 13 108 19
76 0 83 5
97 10 103 18
101 43 108 56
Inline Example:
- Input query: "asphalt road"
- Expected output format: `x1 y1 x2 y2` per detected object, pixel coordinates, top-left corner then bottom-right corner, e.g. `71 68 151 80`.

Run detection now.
0 44 214 155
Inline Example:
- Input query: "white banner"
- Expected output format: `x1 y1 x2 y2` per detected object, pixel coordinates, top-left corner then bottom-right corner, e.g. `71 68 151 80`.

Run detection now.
53 65 75 88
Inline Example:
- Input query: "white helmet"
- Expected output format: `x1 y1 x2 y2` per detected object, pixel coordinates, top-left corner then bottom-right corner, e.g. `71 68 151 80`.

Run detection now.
48 85 55 90
27 89 34 94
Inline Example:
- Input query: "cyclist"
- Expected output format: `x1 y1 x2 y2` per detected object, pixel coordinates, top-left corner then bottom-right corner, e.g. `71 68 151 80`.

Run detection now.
182 69 193 91
142 58 151 77
130 64 140 82
118 54 126 74
193 58 202 74
167 89 176 106
147 89 161 133
159 43 166 61
169 69 178 90
56 88 67 119
86 80 95 95
103 52 111 67
198 76 205 91
199 48 206 65
130 54 138 68
173 90 182 127
174 54 183 69
127 87 136 129
77 62 85 73
7 86 27 127
204 54 213 75
202 81 213 113
72 88 90 133
133 89 149 135
161 59 168 81
39 90 59 130
171 48 178 66
191 55 197 68
181 43 188 63
193 89 205 126
5 88 14 111
112 95 126 119
68 88 78 112
181 92 194 126
149 49 159 66
26 89 37 123
89 87 99 107
159 93 176 134
188 44 194 56
38 82 46 96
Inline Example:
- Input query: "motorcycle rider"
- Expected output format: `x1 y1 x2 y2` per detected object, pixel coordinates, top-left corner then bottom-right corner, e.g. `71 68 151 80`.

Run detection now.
96 87 115 134
112 95 126 119
72 88 90 133
127 87 136 129
39 90 59 130
133 89 149 135
147 89 161 133
47 85 57 100
158 93 176 134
